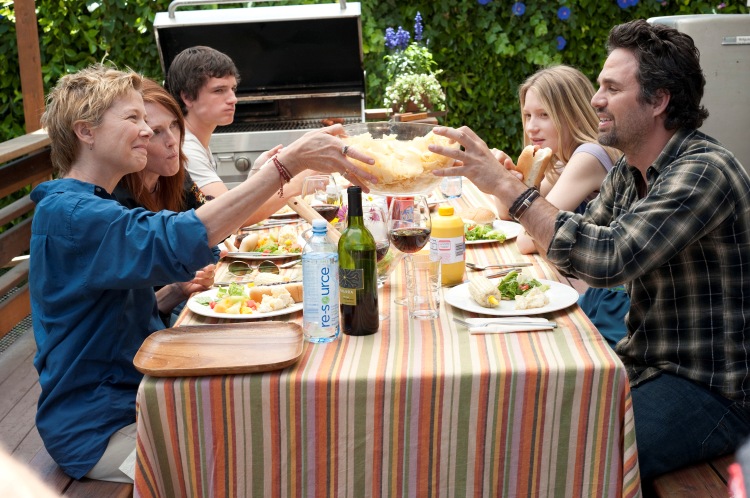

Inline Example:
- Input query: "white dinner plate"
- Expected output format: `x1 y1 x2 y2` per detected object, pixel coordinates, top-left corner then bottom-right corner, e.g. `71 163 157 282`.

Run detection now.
444 279 578 316
465 238 503 245
464 220 522 244
269 206 299 219
187 288 303 320
492 220 522 241
227 252 302 261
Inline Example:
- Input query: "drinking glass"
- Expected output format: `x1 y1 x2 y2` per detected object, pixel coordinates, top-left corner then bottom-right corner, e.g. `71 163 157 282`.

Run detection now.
363 203 391 320
387 196 432 305
387 196 432 254
301 175 340 222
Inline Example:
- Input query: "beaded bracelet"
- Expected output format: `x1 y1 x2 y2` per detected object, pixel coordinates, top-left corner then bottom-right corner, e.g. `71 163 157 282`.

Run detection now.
272 156 292 197
508 187 540 223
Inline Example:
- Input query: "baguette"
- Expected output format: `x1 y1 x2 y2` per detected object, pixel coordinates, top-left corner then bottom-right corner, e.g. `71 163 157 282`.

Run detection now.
514 145 553 189
250 282 304 303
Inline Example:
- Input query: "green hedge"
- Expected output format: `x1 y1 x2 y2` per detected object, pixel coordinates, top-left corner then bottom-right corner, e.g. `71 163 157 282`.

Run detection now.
1 0 746 155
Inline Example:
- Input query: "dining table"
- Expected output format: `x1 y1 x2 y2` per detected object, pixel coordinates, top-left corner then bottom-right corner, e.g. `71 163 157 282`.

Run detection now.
132 181 642 498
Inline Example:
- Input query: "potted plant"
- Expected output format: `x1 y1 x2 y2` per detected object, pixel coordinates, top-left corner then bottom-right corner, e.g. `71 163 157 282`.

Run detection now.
382 13 446 114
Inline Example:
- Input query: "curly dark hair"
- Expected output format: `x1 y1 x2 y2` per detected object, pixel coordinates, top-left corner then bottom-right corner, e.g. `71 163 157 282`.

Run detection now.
607 19 708 130
165 45 240 116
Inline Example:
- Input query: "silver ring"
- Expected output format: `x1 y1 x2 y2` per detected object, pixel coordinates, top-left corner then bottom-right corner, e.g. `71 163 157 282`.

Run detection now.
342 145 350 156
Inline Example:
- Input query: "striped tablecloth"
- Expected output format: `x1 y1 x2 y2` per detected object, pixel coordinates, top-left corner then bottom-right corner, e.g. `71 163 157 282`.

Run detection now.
134 183 642 498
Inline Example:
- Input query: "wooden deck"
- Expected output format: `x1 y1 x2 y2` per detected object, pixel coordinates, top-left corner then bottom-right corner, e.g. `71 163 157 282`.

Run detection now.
0 324 133 496
0 323 42 464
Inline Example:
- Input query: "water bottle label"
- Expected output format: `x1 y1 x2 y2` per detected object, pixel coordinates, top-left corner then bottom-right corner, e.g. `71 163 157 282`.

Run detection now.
303 256 340 336
430 236 465 264
339 268 363 305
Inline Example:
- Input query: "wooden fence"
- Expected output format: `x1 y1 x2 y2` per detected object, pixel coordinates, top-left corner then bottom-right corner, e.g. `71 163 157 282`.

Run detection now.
0 132 52 339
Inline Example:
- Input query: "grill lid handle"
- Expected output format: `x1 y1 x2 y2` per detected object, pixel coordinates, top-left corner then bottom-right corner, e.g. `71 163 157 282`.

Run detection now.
168 0 347 19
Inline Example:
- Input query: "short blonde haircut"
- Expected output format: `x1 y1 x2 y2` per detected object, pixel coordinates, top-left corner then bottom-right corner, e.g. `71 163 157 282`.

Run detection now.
41 64 143 176
518 65 620 183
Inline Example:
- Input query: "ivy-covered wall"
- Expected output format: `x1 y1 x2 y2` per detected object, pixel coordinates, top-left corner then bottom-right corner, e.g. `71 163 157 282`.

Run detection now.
0 0 746 155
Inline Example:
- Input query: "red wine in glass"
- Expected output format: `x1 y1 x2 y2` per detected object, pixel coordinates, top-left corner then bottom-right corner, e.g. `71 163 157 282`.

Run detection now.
375 240 390 262
388 227 430 253
312 204 339 222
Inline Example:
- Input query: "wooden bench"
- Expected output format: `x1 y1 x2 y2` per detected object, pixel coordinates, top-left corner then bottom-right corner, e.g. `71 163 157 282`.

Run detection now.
29 445 133 497
647 454 734 497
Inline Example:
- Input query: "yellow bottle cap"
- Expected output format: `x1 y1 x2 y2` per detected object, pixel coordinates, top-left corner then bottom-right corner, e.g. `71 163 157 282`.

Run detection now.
438 205 454 216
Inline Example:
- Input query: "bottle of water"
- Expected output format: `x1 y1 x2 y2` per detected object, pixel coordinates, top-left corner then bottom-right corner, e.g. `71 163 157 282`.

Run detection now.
302 219 340 343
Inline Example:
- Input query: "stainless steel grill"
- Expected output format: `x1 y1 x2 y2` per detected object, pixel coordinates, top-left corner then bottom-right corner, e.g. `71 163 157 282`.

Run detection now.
218 117 363 134
154 0 365 186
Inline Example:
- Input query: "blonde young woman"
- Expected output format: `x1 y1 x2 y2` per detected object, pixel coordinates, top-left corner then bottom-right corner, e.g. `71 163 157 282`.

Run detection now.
496 65 621 245
493 65 627 347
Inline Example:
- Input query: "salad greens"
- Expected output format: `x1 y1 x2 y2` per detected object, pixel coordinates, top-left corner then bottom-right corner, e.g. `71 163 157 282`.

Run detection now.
464 223 506 242
194 283 246 306
497 271 548 300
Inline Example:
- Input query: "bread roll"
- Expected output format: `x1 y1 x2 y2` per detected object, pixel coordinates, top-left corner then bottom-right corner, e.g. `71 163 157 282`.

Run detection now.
514 145 553 189
238 232 259 252
250 282 303 303
461 207 496 224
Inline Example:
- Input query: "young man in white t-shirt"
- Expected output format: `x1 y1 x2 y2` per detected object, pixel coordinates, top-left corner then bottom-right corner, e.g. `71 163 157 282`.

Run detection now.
166 46 312 222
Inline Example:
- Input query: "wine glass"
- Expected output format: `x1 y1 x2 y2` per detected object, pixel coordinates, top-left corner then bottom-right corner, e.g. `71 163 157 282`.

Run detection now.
363 203 392 320
301 175 340 223
387 196 431 254
387 195 432 305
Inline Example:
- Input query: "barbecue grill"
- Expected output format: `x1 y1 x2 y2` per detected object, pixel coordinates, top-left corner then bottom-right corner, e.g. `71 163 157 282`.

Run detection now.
154 0 365 186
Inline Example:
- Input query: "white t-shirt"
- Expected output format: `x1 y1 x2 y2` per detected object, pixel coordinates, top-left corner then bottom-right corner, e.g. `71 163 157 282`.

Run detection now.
183 130 222 189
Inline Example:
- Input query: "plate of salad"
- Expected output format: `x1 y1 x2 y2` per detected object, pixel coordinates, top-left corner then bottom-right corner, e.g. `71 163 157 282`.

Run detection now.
187 284 303 320
464 220 521 244
444 271 578 316
226 226 304 259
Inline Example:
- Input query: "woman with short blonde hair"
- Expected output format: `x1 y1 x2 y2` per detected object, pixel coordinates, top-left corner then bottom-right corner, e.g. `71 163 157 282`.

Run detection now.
31 63 374 483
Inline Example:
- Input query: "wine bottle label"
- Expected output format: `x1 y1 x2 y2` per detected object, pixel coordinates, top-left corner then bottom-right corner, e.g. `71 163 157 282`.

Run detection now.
339 268 364 305
430 236 465 264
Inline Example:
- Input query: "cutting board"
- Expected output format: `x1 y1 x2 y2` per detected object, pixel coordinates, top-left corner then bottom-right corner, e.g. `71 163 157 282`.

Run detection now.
133 322 303 377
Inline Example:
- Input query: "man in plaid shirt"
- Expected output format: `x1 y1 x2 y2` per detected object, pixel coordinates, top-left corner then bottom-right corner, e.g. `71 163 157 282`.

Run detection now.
431 19 750 480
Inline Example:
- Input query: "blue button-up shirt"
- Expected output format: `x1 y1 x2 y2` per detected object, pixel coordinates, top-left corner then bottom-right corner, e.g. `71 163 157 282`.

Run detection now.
30 178 216 478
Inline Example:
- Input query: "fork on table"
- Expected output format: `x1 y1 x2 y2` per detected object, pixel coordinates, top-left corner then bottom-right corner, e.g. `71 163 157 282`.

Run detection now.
465 262 532 271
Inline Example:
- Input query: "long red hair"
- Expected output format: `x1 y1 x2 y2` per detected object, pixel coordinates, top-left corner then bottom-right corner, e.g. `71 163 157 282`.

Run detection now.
119 78 187 212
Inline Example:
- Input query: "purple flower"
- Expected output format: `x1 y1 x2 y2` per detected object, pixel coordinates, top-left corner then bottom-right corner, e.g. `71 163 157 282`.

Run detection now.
384 27 398 50
628 0 639 5
478 0 492 4
717 2 726 8
414 12 423 42
557 6 571 20
512 2 526 16
556 36 567 51
617 0 629 8
395 26 410 50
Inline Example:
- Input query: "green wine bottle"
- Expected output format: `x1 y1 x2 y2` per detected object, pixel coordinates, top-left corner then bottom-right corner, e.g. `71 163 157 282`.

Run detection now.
338 186 379 336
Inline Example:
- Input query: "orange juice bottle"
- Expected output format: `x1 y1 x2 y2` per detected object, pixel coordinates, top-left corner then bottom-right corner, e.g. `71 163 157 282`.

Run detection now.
430 205 465 286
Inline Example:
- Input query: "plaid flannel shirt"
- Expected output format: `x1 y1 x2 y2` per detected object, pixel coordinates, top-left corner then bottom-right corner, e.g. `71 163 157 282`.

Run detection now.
547 128 750 403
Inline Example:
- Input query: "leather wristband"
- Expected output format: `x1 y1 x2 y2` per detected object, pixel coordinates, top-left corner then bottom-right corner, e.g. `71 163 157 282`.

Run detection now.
508 187 540 223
